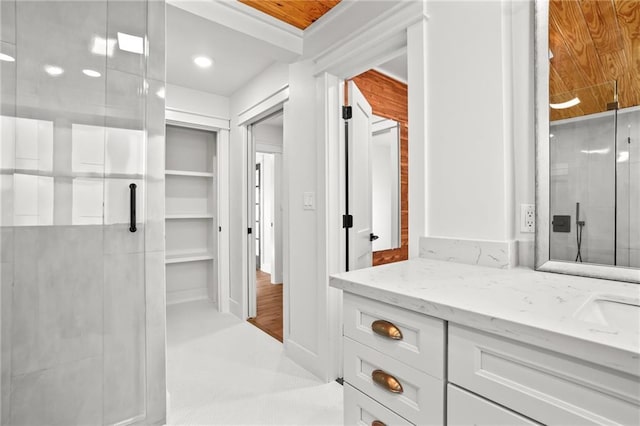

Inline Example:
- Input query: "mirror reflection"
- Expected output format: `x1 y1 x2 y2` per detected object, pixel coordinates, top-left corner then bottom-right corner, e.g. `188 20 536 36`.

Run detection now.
371 114 400 251
547 0 639 268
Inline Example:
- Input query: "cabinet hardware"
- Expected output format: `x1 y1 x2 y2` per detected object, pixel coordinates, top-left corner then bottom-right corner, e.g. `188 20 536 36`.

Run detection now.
371 421 386 426
371 369 403 394
371 320 403 340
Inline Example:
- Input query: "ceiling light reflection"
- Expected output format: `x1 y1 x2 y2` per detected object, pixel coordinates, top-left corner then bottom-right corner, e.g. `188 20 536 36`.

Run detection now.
550 97 580 110
82 69 101 78
194 56 213 68
0 53 15 62
44 65 64 76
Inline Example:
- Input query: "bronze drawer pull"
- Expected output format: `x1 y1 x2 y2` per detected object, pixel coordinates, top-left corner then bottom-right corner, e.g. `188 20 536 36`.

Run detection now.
371 320 403 340
372 421 386 426
371 369 403 394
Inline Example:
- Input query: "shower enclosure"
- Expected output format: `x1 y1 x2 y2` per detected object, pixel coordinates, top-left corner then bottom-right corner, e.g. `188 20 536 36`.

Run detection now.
1 1 166 424
549 81 639 268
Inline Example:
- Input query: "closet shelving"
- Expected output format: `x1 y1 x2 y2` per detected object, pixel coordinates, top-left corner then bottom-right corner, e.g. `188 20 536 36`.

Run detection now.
165 125 217 304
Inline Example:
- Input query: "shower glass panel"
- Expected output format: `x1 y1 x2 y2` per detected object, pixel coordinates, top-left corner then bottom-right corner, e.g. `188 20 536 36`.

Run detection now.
0 1 166 424
549 81 638 267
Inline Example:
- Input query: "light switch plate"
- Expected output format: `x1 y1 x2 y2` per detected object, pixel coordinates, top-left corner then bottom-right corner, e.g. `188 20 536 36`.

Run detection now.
303 192 315 210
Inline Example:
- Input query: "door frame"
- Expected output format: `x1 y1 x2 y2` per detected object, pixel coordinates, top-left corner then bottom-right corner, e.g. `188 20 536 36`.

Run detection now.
165 109 231 312
246 109 285 319
236 85 289 323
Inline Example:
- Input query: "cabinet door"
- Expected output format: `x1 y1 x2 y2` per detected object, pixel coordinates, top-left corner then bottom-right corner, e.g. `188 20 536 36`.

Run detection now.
345 384 413 426
448 385 540 426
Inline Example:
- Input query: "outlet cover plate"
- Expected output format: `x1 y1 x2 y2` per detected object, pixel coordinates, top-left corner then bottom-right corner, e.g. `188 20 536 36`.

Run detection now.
521 204 535 233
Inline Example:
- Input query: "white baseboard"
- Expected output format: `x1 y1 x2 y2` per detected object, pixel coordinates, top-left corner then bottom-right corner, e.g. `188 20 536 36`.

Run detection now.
166 288 210 306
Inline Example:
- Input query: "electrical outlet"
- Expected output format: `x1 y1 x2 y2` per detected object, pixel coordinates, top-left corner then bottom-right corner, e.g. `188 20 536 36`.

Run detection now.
521 204 535 233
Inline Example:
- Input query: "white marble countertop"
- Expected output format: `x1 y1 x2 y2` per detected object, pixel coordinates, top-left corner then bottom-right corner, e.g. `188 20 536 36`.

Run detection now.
330 258 640 375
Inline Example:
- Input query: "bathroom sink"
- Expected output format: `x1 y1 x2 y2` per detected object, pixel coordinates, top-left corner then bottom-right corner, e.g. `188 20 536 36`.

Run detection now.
574 295 640 332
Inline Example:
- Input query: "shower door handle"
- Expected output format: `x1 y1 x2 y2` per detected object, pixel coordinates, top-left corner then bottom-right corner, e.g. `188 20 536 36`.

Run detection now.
129 183 137 233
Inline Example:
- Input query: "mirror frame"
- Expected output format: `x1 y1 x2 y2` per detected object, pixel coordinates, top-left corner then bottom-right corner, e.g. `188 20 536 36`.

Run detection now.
534 0 640 283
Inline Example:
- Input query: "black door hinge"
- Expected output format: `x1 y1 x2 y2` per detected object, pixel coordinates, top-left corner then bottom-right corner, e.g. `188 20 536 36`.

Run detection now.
342 106 352 120
219 226 222 232
342 214 353 229
248 227 252 234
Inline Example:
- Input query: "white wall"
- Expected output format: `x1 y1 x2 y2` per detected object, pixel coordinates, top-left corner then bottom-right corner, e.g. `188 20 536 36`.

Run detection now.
425 0 515 243
228 62 289 319
166 83 230 120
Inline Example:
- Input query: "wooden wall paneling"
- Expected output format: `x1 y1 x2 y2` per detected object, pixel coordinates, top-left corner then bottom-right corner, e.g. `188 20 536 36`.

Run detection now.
349 70 409 266
238 0 341 30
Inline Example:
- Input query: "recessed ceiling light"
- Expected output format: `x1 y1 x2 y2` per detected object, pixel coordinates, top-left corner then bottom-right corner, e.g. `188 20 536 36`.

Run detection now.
0 53 15 62
550 97 580 110
117 32 144 55
82 69 101 78
44 65 64 76
91 36 116 57
193 56 213 68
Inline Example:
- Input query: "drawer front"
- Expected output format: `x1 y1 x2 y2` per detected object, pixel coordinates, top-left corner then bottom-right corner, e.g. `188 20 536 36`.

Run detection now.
345 383 413 426
344 293 445 379
449 324 640 426
344 337 444 425
448 384 540 425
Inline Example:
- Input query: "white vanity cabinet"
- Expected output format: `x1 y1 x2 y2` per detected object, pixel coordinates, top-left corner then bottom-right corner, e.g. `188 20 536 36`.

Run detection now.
342 292 640 426
448 324 640 426
343 293 446 425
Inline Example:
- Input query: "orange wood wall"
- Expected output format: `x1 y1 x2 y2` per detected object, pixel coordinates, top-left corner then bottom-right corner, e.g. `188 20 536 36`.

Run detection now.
349 70 409 266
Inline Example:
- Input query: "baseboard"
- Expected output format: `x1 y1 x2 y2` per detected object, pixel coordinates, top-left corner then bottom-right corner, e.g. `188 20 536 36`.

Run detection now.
166 288 209 306
419 236 518 269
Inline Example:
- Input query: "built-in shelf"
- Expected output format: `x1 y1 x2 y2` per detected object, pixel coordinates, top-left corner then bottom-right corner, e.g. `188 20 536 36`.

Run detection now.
165 214 214 220
165 252 214 264
165 124 217 307
165 169 214 178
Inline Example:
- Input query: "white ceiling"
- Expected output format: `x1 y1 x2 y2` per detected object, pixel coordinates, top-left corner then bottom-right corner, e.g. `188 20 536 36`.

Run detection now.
166 5 294 97
377 52 408 83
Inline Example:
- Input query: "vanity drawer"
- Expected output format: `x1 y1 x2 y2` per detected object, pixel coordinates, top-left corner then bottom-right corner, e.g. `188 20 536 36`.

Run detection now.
447 384 540 425
448 324 640 425
344 337 444 425
343 293 445 379
345 383 413 426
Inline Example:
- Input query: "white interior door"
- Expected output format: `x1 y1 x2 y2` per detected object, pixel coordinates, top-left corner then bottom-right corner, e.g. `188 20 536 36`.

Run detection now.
348 81 373 270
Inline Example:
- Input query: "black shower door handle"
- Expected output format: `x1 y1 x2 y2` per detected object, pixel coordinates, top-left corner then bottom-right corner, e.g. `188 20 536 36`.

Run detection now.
129 183 137 233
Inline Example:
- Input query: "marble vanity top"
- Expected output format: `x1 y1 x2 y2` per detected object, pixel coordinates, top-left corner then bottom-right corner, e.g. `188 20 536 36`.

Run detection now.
330 259 640 375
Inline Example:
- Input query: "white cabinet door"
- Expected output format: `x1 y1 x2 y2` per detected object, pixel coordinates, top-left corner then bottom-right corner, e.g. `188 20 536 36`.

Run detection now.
448 385 540 425
345 383 413 426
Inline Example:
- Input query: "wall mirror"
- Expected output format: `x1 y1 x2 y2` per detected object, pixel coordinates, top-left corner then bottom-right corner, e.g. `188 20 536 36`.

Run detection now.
535 0 640 283
371 114 401 252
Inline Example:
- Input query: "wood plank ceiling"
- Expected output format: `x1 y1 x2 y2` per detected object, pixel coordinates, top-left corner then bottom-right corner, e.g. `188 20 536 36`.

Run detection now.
238 0 341 30
550 0 640 121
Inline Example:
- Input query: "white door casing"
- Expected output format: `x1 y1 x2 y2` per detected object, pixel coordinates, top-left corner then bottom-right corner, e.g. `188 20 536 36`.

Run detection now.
347 81 373 271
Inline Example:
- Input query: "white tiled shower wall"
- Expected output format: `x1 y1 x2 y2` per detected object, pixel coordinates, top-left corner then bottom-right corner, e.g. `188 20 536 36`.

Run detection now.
549 108 640 267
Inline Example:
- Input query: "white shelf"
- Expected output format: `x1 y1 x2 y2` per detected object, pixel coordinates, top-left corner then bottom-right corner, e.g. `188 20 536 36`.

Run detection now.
165 214 214 220
166 252 214 264
165 169 214 178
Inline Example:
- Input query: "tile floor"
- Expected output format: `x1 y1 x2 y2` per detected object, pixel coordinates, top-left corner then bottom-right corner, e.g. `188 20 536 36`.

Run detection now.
166 300 343 425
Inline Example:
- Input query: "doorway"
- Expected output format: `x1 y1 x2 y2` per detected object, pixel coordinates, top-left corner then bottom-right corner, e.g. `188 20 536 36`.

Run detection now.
247 111 285 342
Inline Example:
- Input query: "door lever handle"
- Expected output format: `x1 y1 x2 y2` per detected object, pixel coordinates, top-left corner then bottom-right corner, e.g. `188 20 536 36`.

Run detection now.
370 233 379 242
129 183 137 233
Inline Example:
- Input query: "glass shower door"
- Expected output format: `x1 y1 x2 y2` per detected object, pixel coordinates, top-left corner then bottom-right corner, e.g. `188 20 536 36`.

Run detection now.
0 1 158 424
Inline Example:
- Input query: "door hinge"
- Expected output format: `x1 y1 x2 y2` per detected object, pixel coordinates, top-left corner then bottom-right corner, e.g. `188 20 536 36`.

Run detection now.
219 226 222 232
342 106 352 120
248 227 252 235
342 214 353 229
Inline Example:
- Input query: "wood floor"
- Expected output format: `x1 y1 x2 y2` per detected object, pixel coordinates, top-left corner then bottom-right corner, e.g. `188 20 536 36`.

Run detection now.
247 270 283 342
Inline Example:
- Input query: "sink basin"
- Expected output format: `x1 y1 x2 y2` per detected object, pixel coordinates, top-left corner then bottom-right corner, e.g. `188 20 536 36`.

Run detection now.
574 295 640 332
